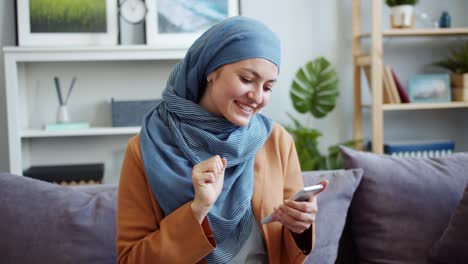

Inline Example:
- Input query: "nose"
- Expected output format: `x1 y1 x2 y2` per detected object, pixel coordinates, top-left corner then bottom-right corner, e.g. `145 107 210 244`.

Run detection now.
248 86 263 104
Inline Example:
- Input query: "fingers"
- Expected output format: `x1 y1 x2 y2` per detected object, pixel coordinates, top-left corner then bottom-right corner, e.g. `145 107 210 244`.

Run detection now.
273 205 311 233
269 199 318 233
283 200 318 220
194 155 227 175
278 200 318 223
196 172 215 185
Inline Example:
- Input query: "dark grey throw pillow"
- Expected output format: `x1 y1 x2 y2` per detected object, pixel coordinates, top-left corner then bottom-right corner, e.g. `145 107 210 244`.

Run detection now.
340 147 468 264
0 173 117 264
302 169 363 264
430 184 468 264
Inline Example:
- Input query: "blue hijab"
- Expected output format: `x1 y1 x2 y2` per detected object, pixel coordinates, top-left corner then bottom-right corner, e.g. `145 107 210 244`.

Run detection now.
140 16 281 263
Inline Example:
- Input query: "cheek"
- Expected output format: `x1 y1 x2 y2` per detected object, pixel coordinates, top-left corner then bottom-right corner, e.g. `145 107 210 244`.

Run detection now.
261 93 271 107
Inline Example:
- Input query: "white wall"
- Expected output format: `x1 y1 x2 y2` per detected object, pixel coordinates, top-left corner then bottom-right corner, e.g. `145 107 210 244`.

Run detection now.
243 0 348 150
0 1 16 172
0 0 467 175
246 0 468 151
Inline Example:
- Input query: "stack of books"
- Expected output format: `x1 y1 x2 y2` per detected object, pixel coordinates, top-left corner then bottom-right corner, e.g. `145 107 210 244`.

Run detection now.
363 65 410 104
23 163 104 185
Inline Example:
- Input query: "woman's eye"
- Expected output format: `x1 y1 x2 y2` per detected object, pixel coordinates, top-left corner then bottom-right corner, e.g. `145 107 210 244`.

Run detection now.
240 77 252 83
263 87 272 92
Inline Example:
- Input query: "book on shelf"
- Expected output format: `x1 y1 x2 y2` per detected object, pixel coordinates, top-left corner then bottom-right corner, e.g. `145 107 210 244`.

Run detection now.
382 66 397 103
384 65 401 104
362 65 392 104
45 122 90 131
23 163 104 184
390 68 410 103
363 65 410 104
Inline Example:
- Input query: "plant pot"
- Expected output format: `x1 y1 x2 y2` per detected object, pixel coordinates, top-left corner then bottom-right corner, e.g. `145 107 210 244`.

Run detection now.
390 5 415 29
451 73 468 101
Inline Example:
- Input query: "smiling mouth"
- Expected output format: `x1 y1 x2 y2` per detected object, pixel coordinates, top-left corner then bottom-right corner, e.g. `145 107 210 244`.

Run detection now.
235 100 254 113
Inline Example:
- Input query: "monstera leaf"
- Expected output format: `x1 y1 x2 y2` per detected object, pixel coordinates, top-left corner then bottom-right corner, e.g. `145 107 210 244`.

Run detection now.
290 57 339 118
286 57 361 170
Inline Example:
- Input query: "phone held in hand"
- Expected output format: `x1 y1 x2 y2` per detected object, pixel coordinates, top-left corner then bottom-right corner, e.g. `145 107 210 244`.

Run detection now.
261 183 324 224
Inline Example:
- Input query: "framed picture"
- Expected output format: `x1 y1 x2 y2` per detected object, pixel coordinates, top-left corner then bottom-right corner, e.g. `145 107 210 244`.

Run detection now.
145 0 240 48
17 0 118 47
408 74 451 103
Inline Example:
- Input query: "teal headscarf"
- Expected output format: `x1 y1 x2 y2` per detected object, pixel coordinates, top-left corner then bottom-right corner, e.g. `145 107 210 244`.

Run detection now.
140 16 281 263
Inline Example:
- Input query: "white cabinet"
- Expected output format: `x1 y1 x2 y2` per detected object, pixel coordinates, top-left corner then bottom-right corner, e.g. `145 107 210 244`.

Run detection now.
3 46 185 183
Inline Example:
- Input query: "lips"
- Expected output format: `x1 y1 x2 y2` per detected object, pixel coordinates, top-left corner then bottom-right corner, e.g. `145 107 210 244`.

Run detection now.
235 100 254 113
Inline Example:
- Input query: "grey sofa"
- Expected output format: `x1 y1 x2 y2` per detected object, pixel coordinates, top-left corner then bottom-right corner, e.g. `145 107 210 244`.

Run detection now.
1 147 467 264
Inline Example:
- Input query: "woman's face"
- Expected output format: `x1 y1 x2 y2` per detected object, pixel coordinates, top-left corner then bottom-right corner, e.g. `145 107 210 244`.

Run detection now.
199 58 278 127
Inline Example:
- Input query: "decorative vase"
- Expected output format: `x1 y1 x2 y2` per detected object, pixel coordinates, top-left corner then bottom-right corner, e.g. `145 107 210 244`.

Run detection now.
390 5 415 29
439 11 451 28
57 105 70 123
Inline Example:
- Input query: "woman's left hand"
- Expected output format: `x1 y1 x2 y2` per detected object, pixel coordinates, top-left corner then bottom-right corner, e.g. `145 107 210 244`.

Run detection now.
271 180 328 234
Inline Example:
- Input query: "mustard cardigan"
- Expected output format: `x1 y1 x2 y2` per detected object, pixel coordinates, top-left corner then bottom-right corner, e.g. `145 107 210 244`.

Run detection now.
116 124 314 263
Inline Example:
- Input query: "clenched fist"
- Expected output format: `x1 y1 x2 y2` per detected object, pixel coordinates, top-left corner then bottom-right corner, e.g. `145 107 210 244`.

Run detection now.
190 155 227 223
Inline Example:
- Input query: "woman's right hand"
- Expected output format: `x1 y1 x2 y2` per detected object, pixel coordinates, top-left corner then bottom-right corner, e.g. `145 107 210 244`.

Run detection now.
191 155 227 223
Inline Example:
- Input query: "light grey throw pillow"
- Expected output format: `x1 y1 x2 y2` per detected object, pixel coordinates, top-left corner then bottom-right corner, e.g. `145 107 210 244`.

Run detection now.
340 146 468 264
302 169 363 264
0 173 117 264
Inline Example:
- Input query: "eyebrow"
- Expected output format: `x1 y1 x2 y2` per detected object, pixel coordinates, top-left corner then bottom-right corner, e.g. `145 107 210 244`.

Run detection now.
240 68 277 83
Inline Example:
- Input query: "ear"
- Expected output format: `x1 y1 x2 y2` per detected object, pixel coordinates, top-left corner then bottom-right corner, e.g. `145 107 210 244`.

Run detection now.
207 70 218 82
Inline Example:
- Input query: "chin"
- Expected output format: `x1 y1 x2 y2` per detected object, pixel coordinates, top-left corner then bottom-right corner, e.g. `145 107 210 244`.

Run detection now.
228 116 251 127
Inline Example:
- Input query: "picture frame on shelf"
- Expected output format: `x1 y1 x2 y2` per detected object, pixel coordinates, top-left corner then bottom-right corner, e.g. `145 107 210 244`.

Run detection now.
145 0 239 48
408 74 451 103
16 0 118 47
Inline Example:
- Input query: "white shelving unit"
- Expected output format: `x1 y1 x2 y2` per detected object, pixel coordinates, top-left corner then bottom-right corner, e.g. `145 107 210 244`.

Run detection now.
4 45 185 182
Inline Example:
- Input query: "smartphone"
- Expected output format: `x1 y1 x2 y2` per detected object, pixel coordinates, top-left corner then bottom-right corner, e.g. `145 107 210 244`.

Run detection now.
261 183 324 224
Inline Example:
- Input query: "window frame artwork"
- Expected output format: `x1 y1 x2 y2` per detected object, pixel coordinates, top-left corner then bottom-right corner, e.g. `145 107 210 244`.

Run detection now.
145 0 240 48
16 0 118 47
408 74 452 103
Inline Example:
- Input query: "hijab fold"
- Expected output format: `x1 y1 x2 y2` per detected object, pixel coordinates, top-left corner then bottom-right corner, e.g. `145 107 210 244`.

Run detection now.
140 16 281 263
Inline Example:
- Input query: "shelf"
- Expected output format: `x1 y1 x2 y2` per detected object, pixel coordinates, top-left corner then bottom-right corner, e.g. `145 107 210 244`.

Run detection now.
21 127 140 138
2 45 187 62
359 27 468 38
362 102 468 111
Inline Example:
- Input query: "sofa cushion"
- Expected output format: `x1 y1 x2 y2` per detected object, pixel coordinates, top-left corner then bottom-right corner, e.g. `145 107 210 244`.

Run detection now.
340 147 468 264
0 173 117 264
430 184 468 264
302 169 363 264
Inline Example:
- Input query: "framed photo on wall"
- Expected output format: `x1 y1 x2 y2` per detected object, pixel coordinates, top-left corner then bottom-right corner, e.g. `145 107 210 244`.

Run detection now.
408 74 451 103
145 0 240 48
17 0 118 46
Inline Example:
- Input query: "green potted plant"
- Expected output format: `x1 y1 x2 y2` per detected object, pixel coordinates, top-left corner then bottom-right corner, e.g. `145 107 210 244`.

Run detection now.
286 57 359 171
385 0 419 29
432 42 468 101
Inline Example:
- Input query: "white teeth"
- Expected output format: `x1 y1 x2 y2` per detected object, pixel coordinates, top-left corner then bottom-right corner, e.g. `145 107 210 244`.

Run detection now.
236 101 253 112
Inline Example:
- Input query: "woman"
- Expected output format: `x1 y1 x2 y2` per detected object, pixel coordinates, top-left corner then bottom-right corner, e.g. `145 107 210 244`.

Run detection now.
116 16 327 264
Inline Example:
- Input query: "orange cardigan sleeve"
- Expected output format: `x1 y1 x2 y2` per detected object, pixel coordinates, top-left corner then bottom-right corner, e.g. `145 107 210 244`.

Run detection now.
280 132 314 263
116 136 215 264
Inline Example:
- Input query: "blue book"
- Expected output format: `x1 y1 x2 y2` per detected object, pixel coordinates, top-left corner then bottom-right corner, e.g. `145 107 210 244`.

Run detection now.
45 122 90 131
